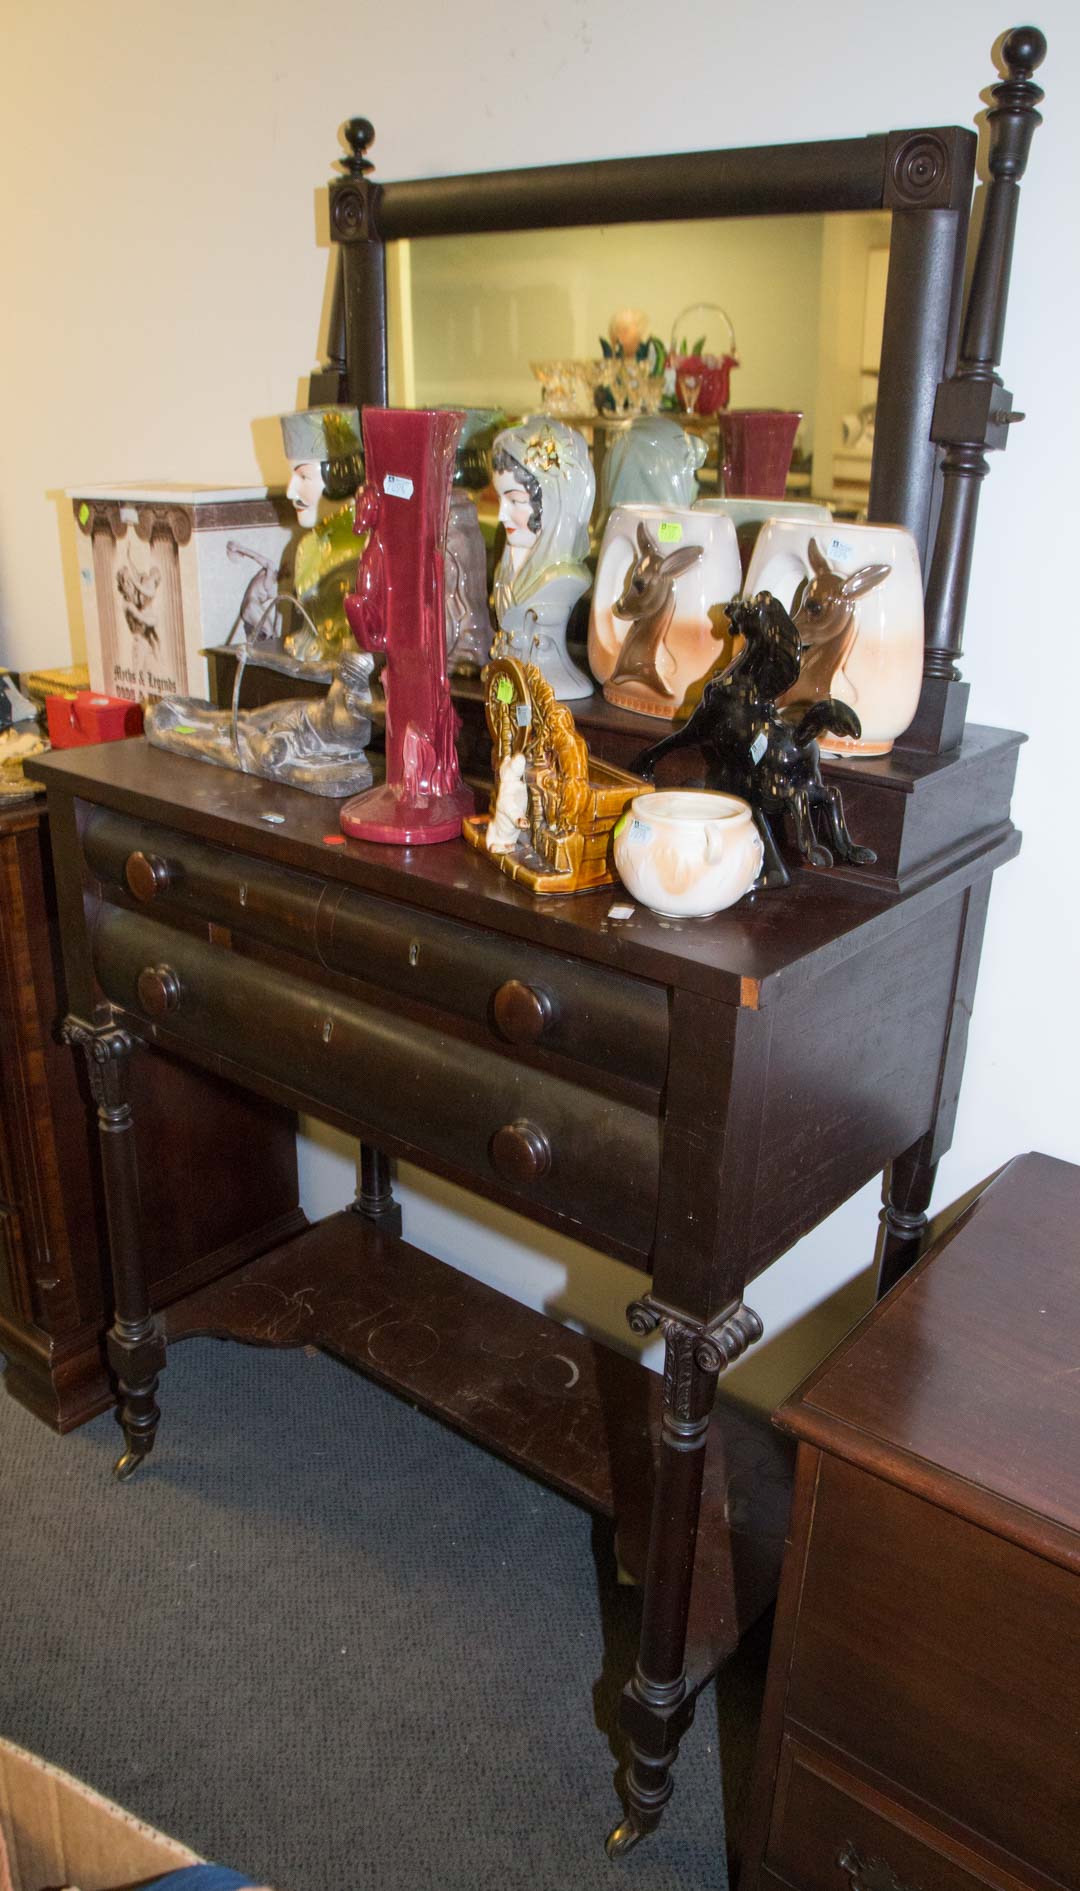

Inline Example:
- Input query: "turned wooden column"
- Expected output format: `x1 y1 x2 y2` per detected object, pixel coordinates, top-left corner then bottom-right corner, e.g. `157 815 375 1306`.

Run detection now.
63 1019 166 1479
907 25 1047 753
327 118 388 410
606 1296 763 1856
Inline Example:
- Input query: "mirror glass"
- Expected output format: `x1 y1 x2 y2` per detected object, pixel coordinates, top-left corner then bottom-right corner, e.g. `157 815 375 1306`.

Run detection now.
386 209 891 516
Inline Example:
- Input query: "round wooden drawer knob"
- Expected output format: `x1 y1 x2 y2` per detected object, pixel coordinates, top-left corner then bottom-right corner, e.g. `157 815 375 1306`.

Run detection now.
492 980 555 1045
125 851 172 902
490 1120 552 1185
136 964 181 1019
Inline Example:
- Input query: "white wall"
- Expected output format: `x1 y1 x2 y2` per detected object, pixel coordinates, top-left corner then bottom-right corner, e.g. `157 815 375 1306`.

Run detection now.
2 0 1076 1408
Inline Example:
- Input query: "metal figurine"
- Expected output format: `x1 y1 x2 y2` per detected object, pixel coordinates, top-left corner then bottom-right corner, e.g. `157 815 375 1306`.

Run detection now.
144 648 375 797
462 646 649 895
635 592 875 889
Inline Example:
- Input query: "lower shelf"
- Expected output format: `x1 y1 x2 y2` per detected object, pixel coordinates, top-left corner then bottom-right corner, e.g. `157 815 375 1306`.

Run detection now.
164 1208 793 1680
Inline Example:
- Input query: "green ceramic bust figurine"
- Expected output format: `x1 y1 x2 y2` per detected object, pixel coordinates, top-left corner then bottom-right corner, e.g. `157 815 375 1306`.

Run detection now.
276 404 365 669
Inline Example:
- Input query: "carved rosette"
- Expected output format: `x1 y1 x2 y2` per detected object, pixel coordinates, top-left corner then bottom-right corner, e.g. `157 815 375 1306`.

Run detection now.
62 1018 133 1118
888 131 951 206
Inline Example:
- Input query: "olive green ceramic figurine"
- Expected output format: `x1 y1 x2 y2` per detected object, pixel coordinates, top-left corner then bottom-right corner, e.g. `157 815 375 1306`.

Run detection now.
230 406 365 677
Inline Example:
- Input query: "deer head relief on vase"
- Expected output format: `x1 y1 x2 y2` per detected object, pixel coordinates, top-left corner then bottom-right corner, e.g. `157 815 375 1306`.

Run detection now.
744 521 924 757
588 504 742 719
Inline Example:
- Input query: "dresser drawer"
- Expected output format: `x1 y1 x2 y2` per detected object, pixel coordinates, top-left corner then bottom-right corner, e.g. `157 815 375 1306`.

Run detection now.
785 1455 1080 1888
90 904 660 1256
81 808 669 1090
766 1739 1029 1891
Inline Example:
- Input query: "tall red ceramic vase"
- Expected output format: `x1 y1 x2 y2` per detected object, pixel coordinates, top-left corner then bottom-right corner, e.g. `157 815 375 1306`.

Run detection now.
340 408 476 843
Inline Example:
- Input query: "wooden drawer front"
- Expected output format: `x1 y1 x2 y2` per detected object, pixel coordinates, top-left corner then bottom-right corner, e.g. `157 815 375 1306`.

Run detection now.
81 809 669 1091
91 904 660 1256
767 1739 1026 1891
786 1456 1080 1889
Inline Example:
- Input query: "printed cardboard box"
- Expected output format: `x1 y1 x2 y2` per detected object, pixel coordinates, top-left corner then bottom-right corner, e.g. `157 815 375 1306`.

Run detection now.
69 485 295 706
0 1737 199 1891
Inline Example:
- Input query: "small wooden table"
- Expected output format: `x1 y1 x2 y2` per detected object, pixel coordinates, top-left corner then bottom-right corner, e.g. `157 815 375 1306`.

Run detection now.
739 1152 1080 1891
28 728 1020 1852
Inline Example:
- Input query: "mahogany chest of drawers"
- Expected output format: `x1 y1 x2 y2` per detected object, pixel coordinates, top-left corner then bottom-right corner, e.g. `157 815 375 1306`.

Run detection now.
739 1152 1080 1891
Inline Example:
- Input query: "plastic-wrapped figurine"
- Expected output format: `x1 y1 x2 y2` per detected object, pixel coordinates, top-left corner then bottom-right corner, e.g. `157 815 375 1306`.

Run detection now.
144 649 375 797
634 592 875 889
491 417 595 701
445 409 503 676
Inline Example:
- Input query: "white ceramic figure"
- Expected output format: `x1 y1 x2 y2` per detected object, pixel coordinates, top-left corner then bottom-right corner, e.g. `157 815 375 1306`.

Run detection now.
491 417 595 700
588 504 741 719
614 790 763 918
744 520 924 757
599 416 707 530
486 750 529 853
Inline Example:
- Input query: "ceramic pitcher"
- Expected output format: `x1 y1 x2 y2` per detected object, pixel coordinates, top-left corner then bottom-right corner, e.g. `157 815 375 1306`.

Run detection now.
588 504 741 720
744 519 924 757
613 790 763 918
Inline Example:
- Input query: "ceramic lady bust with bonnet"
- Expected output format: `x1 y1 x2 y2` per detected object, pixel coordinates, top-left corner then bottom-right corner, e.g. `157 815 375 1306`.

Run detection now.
491 417 595 700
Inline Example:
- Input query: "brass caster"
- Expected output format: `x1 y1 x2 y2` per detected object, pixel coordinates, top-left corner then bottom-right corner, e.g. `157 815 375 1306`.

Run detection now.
113 1446 150 1481
605 1817 648 1859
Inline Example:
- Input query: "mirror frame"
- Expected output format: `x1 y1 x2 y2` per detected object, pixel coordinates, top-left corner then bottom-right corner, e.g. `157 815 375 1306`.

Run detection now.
327 123 976 572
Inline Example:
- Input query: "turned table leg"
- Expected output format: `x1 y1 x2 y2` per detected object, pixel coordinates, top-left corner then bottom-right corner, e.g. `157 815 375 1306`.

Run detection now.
64 1020 165 1480
878 1133 938 1299
352 1142 403 1237
606 1296 762 1857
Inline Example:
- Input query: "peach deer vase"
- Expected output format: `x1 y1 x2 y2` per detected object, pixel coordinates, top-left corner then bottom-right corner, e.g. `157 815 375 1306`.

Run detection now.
588 505 742 719
744 521 924 757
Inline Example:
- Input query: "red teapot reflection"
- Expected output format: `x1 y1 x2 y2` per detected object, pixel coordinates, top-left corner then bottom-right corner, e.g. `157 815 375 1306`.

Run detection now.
669 303 739 415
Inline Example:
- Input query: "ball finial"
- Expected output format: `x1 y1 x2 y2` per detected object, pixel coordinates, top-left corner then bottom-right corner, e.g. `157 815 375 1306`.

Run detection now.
1002 25 1047 79
342 118 376 176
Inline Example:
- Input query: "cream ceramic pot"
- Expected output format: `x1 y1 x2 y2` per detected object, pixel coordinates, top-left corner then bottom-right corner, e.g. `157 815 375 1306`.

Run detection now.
588 504 741 719
743 519 924 757
614 790 763 918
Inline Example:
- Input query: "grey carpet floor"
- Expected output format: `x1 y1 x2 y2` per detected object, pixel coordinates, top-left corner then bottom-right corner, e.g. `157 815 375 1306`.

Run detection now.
0 1340 768 1891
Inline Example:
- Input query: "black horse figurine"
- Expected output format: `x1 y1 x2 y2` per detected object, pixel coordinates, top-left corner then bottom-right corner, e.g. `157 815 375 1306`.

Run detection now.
634 591 876 889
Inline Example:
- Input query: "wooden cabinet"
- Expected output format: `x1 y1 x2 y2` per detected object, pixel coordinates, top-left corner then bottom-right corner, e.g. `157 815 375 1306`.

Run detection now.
739 1152 1080 1891
0 799 305 1431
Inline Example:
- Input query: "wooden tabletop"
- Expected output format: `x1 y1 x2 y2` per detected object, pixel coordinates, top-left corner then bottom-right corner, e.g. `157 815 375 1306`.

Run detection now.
782 1152 1080 1566
28 736 1019 1010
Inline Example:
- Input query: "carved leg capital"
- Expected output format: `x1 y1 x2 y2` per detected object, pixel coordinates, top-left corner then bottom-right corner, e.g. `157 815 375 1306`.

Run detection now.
62 1018 135 1120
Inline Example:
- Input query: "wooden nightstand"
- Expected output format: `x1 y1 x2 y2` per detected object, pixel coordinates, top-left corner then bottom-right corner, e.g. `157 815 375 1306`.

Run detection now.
739 1152 1080 1891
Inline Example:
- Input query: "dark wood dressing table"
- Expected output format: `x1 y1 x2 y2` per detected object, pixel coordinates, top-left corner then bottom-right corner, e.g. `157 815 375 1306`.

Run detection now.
29 722 1018 1849
28 23 1047 1857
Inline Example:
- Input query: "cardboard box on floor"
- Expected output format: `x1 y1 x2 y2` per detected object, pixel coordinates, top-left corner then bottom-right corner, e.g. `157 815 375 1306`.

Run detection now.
0 1739 198 1891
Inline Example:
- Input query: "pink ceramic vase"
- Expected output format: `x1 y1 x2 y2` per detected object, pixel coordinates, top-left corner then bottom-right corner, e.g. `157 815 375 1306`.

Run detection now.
340 408 476 844
719 410 802 499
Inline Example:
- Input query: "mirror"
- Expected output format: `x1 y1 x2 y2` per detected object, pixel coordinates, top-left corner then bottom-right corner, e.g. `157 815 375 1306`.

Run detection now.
386 210 891 516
